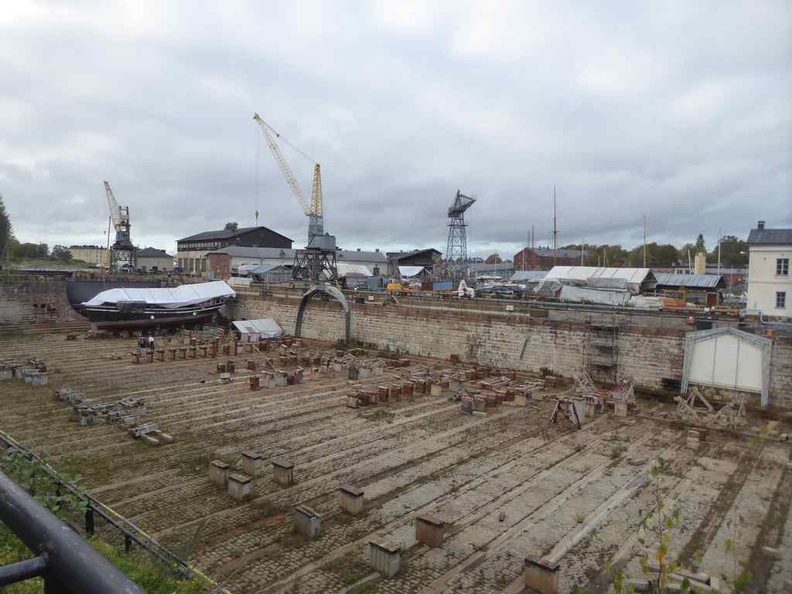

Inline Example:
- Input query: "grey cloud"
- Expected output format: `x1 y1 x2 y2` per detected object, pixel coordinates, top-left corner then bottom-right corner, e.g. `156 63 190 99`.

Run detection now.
0 0 789 260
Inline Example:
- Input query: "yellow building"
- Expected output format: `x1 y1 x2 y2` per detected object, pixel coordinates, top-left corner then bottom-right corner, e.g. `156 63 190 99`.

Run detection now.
68 245 110 268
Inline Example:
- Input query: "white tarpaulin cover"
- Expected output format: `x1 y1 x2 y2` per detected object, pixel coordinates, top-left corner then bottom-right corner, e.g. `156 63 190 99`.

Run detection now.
399 266 425 278
558 285 631 306
545 266 656 294
336 263 373 277
231 318 283 340
82 281 235 309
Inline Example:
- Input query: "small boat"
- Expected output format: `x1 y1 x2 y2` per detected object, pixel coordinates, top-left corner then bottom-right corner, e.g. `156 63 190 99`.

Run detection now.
76 281 236 331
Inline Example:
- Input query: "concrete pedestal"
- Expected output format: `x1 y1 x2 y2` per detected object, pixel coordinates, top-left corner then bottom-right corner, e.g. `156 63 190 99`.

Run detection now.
293 505 321 538
687 430 700 449
614 401 628 418
272 460 294 486
415 514 445 547
430 383 443 397
209 460 230 486
514 392 529 407
524 557 560 594
339 485 364 515
241 451 263 477
369 540 401 577
227 473 253 500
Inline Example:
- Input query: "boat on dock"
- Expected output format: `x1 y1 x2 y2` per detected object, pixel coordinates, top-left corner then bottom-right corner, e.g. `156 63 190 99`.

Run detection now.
75 281 235 331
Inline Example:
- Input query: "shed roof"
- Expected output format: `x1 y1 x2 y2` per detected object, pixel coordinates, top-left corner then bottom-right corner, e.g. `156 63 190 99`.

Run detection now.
336 250 388 263
177 226 292 243
516 247 582 260
510 270 549 282
137 247 173 258
231 318 282 338
546 266 655 284
386 248 441 261
654 272 725 289
746 228 792 245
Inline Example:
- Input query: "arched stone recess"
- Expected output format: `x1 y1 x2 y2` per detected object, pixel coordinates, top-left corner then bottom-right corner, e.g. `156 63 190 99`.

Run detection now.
294 284 351 342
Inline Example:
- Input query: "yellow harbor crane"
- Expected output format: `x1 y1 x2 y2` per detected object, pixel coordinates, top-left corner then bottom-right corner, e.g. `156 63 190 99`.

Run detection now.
253 113 324 243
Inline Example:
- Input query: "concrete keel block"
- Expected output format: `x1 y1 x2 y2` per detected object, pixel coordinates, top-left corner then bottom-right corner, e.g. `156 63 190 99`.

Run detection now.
339 485 364 515
369 540 401 577
209 460 230 486
524 557 560 594
142 435 160 446
227 473 253 500
293 505 321 538
241 450 263 477
272 460 294 486
415 514 445 547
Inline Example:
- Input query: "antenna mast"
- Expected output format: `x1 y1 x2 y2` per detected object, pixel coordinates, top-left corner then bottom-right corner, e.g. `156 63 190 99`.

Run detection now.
643 215 648 267
553 186 557 267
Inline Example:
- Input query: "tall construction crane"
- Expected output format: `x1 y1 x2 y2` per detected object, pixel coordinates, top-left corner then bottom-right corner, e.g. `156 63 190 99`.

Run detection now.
104 181 136 270
253 113 324 242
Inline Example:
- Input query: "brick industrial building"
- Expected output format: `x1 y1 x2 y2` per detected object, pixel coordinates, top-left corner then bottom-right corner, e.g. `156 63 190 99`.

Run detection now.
176 226 292 276
513 247 581 270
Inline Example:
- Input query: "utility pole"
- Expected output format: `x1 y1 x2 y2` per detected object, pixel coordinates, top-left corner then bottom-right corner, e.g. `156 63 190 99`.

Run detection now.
581 241 584 265
643 215 648 268
553 186 557 267
717 226 722 275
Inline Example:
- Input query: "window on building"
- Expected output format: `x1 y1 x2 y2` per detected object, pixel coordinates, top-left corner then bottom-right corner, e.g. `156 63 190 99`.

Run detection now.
777 292 787 309
777 258 789 276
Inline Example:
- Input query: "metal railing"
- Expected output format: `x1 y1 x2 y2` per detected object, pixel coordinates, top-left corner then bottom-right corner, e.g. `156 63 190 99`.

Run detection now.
0 431 233 593
0 431 191 575
0 469 145 593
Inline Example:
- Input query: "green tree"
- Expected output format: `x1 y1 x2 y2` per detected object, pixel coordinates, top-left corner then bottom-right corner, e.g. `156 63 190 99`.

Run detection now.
11 242 46 260
224 221 239 231
626 243 679 267
485 253 503 264
51 245 72 262
0 194 12 264
708 236 748 267
694 234 706 253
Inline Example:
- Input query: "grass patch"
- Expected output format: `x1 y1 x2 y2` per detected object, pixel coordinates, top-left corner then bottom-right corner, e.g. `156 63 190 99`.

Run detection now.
323 550 371 585
0 448 207 593
360 410 395 423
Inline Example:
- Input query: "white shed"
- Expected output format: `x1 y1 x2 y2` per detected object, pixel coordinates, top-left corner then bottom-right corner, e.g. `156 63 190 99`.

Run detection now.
681 328 773 407
231 319 283 342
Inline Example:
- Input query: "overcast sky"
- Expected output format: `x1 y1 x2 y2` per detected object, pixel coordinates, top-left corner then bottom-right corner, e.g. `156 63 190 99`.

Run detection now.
1 1 790 259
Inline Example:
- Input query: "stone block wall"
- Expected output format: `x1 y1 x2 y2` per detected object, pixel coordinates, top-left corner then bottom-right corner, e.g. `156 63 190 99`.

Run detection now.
0 283 87 327
230 295 687 391
770 337 792 409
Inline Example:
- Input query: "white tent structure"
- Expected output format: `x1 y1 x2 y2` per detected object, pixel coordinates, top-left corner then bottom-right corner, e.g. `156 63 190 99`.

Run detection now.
681 328 773 407
399 266 425 278
231 318 283 342
544 267 656 294
336 263 373 277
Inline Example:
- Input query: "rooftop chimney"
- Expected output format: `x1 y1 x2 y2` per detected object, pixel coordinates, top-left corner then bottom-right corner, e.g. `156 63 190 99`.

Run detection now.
758 220 765 230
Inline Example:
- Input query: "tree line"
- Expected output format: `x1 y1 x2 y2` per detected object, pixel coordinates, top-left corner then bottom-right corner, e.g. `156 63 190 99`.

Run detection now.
558 233 749 268
484 233 749 269
1 195 73 264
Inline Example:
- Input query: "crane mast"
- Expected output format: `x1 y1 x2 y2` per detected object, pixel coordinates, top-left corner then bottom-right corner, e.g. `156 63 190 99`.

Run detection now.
253 113 324 241
103 181 135 271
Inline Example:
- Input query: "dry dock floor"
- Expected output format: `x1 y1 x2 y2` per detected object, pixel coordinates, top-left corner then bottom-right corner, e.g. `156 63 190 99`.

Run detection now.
1 333 791 593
